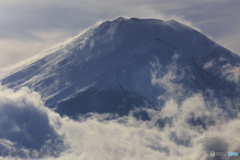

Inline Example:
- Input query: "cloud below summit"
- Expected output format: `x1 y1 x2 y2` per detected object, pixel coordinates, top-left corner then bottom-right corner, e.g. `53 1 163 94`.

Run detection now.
0 84 239 160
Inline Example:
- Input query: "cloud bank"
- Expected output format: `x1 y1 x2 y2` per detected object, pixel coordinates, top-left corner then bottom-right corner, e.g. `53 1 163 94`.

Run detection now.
0 82 240 160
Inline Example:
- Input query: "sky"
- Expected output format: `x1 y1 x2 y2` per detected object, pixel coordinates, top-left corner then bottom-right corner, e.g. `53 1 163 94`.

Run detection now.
0 0 240 69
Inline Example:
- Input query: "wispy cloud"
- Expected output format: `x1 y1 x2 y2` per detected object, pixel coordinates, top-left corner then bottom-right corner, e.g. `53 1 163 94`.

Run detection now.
0 84 239 160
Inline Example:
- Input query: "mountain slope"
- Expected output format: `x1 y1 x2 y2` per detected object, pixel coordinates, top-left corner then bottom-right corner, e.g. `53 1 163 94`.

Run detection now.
1 17 240 118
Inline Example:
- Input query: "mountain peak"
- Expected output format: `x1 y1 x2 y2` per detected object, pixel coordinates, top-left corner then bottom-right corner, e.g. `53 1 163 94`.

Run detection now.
1 17 239 118
116 17 126 21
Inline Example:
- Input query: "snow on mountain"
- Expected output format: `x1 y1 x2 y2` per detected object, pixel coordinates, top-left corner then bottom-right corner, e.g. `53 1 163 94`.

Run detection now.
0 17 240 118
1 17 240 160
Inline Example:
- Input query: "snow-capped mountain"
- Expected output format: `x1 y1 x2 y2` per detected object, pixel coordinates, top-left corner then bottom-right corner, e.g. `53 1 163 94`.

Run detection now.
1 17 240 118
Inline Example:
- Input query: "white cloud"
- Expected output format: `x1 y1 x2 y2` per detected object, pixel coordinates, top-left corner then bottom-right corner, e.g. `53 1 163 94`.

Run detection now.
0 84 239 160
203 57 240 85
0 85 63 155
0 29 73 69
151 54 185 100
222 63 240 84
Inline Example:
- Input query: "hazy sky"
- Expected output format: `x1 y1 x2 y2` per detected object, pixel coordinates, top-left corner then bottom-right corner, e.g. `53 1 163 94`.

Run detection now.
0 0 239 68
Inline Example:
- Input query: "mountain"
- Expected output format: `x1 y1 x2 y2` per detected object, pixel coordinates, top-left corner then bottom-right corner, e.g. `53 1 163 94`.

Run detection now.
1 17 240 119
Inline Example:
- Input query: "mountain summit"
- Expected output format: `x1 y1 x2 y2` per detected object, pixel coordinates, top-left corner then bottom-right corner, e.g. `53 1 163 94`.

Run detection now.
1 17 240 118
